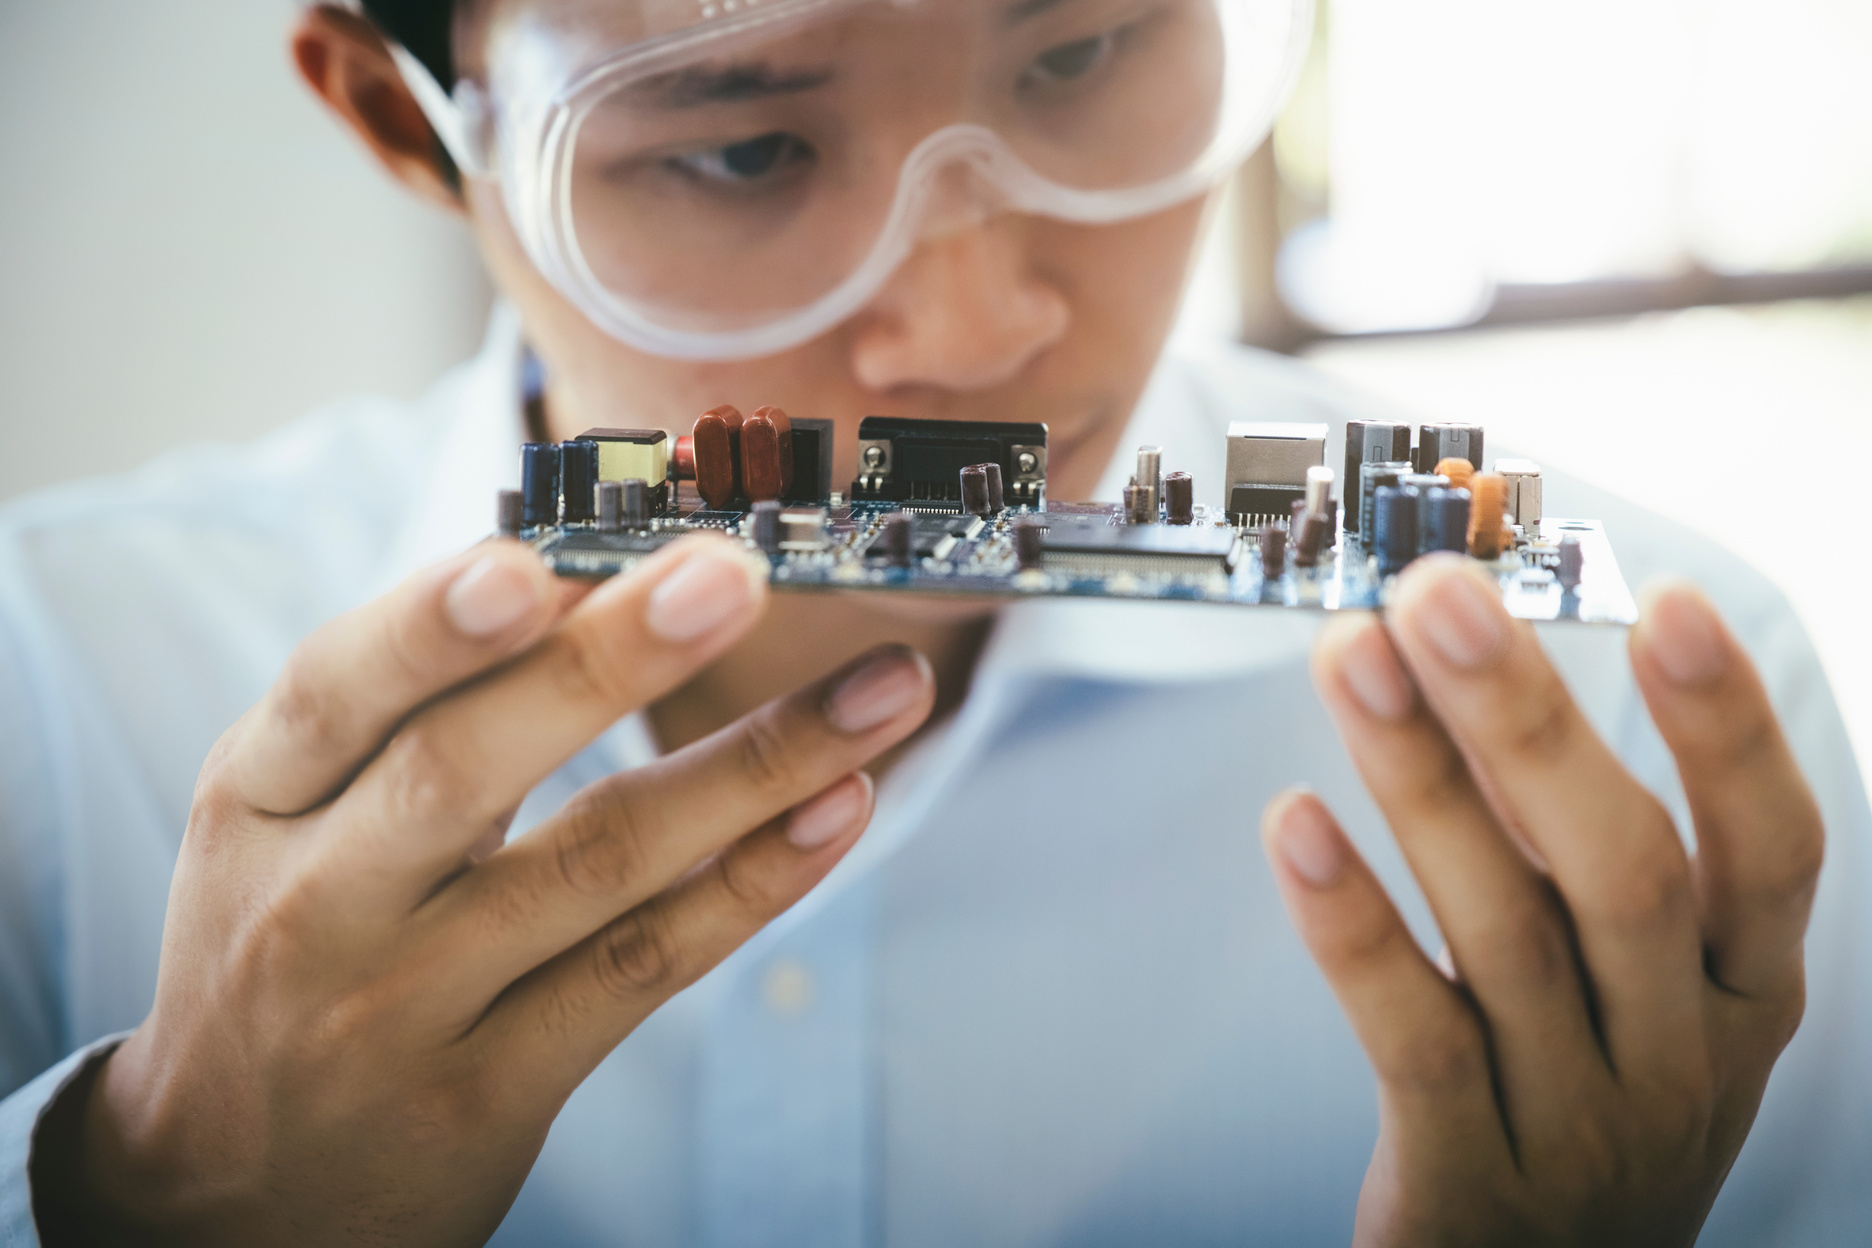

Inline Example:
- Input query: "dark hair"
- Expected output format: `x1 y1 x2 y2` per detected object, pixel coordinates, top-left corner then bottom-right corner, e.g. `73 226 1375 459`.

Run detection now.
360 0 457 87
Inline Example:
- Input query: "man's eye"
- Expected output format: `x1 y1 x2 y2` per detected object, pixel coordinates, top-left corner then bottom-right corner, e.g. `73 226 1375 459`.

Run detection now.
667 132 814 184
1022 32 1117 87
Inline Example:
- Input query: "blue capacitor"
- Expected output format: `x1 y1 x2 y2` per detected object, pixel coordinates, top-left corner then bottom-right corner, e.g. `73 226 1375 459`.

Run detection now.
1424 486 1472 555
1373 485 1419 577
521 442 561 528
560 439 599 524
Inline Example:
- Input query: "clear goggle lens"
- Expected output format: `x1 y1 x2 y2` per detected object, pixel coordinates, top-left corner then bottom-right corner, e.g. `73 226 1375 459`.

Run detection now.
440 0 1311 358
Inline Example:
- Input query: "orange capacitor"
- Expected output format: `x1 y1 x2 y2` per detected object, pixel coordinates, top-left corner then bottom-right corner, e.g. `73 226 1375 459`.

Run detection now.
672 435 697 481
1434 457 1474 492
742 405 794 501
1468 473 1507 559
692 405 743 509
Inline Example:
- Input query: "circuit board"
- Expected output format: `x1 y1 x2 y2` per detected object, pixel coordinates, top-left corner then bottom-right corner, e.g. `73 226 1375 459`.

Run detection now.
504 413 1640 626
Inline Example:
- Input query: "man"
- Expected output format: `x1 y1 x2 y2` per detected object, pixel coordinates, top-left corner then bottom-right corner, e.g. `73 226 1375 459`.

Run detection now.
1 0 1866 1243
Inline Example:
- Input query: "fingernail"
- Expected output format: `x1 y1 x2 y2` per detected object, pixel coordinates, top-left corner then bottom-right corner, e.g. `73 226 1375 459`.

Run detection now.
1408 565 1507 669
446 555 541 637
1645 583 1728 687
787 773 873 849
1338 619 1414 721
645 547 761 642
1273 794 1345 888
824 647 931 735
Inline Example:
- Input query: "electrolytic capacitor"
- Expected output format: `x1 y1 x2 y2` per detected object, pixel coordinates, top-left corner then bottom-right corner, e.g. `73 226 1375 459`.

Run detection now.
960 464 992 517
1468 474 1508 559
692 405 743 509
596 481 623 532
496 489 524 538
1423 486 1471 554
521 442 561 528
1558 533 1584 593
881 512 913 567
1165 471 1194 525
559 439 599 524
1358 460 1409 543
749 499 782 554
621 478 649 527
1015 518 1045 570
1290 498 1309 537
1374 485 1419 576
1305 465 1335 518
1124 482 1153 525
982 462 1005 513
1294 511 1333 568
1343 422 1413 533
1259 523 1287 579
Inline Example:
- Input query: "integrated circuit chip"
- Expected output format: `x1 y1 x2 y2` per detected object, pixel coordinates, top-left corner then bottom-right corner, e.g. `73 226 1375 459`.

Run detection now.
1037 514 1239 577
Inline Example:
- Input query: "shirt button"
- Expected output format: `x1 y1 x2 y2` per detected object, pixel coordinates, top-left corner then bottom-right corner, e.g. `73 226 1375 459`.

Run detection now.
761 958 816 1017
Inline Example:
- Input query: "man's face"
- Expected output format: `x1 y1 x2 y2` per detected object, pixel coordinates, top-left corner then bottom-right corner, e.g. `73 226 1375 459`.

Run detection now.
453 0 1214 503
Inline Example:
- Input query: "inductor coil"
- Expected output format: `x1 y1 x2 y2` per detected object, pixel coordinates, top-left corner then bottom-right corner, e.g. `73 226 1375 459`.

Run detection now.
1468 474 1507 560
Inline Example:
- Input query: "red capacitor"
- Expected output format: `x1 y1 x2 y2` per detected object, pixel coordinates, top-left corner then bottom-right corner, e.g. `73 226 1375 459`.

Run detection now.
741 405 794 502
692 405 743 509
672 435 697 481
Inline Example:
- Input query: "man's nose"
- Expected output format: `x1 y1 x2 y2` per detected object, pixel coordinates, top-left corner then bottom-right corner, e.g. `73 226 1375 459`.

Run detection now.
847 217 1070 393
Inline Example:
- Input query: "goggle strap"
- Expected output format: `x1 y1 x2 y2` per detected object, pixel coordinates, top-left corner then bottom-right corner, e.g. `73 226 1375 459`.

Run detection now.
382 40 494 180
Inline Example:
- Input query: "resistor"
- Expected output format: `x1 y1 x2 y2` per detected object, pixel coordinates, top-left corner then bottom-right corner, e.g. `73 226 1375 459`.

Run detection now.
1468 474 1507 560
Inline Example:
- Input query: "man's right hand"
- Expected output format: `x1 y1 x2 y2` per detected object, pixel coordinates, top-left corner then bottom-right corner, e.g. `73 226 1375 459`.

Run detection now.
55 534 935 1246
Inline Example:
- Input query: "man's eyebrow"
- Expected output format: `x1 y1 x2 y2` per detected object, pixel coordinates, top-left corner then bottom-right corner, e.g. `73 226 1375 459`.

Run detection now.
1003 0 1079 25
630 63 836 108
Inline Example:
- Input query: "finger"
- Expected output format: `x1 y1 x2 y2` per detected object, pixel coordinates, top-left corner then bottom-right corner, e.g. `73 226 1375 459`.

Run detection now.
475 772 876 1104
1312 615 1610 1122
322 534 770 901
1260 790 1507 1159
1629 580 1824 999
422 645 934 999
1384 555 1705 1082
218 540 566 815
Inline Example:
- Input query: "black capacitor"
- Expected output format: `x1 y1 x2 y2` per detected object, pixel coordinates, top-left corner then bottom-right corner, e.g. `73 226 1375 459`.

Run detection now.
596 481 623 533
881 513 914 567
749 500 782 554
982 462 1005 513
496 489 524 538
1294 511 1333 568
1343 421 1414 533
1164 472 1194 525
559 439 599 523
1015 518 1045 570
1416 423 1485 474
621 478 649 527
1259 524 1287 579
1358 460 1410 544
520 442 561 528
1423 486 1471 554
960 464 991 517
1558 533 1584 593
1374 485 1419 576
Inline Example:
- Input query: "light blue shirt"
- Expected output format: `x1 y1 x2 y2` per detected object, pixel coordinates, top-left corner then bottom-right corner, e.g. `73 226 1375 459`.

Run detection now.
3 308 1869 1246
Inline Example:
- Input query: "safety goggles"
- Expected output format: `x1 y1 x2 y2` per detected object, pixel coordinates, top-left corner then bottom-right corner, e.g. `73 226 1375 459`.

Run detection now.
386 0 1313 360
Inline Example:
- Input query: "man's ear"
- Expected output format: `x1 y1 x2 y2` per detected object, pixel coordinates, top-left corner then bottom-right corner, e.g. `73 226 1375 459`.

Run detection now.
292 5 464 213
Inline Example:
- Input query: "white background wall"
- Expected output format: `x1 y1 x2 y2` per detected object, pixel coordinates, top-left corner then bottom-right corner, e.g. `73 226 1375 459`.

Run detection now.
0 1 491 501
